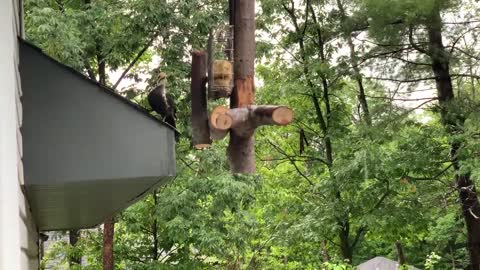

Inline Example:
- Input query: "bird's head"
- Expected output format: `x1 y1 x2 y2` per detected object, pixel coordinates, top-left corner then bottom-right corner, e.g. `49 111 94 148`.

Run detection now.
156 72 167 88
158 72 167 81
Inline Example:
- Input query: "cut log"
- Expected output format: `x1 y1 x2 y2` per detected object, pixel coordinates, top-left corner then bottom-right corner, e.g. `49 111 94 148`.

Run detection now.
249 105 293 127
210 105 293 131
210 106 229 128
209 105 293 141
216 113 233 130
210 124 229 141
191 50 211 149
209 106 230 141
230 106 293 137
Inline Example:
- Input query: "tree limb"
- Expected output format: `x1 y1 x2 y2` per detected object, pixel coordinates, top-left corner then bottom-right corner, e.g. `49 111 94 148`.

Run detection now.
408 25 429 55
350 225 367 250
113 34 158 90
367 76 437 83
84 61 97 81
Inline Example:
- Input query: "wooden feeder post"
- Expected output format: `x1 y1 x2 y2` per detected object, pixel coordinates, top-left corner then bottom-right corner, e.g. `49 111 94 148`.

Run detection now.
228 0 258 173
203 0 293 173
191 50 211 149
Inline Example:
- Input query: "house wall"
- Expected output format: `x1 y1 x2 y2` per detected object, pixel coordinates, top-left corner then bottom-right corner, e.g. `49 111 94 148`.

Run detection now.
0 0 39 269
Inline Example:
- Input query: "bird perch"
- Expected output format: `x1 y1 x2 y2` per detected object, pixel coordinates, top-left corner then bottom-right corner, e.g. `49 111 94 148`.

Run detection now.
210 105 293 138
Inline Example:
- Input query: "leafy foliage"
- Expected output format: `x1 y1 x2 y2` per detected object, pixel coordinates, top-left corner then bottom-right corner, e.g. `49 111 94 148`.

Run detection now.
31 0 480 269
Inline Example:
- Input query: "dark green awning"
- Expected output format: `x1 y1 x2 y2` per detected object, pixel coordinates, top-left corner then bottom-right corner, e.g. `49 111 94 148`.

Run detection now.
19 40 176 231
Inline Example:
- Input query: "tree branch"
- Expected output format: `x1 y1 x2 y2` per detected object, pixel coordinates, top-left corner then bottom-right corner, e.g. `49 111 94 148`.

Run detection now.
265 139 316 186
112 34 158 90
366 95 438 102
391 55 431 66
452 73 480 80
360 46 415 64
452 47 480 61
405 163 454 183
350 225 367 250
367 76 437 83
408 25 429 55
84 61 97 81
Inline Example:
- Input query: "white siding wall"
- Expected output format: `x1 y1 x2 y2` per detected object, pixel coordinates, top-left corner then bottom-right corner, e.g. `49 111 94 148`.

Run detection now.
0 0 39 269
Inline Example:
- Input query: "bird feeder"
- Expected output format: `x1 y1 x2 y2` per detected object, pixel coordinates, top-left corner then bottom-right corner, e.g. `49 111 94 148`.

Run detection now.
208 25 234 100
189 0 294 173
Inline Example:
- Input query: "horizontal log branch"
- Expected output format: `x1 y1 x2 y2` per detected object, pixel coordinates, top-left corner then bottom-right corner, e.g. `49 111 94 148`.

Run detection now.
210 105 293 139
209 106 230 141
210 125 229 141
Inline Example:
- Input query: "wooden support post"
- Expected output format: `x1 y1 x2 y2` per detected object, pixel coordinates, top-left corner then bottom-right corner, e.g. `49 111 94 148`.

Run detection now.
205 0 292 173
191 50 211 149
102 217 114 270
228 0 257 174
207 31 214 99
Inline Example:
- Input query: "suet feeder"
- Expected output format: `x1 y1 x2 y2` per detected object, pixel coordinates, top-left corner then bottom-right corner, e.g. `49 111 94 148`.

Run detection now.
208 25 234 100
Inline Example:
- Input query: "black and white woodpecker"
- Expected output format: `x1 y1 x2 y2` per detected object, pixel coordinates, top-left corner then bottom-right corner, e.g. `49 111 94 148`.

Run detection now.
147 72 177 131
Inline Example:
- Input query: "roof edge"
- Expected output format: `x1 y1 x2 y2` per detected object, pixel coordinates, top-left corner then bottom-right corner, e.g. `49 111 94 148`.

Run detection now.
19 38 178 133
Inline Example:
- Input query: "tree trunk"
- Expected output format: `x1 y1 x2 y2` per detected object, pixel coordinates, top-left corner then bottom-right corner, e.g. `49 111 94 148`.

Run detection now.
395 241 406 266
103 218 114 270
39 233 49 262
425 7 480 269
97 45 106 86
336 0 371 125
320 240 331 262
191 50 211 149
68 230 81 267
339 225 353 263
306 2 333 166
304 2 357 263
152 190 159 260
228 0 256 174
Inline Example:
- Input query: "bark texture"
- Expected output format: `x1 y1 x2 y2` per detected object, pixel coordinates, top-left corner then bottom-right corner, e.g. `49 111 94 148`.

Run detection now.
191 51 211 149
103 218 114 270
336 0 371 125
152 190 159 260
228 0 256 173
210 106 230 140
395 241 406 266
213 106 293 133
69 230 81 266
97 48 106 86
425 7 480 269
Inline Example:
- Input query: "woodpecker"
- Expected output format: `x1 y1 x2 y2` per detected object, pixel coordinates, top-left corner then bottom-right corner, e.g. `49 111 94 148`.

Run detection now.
147 72 177 132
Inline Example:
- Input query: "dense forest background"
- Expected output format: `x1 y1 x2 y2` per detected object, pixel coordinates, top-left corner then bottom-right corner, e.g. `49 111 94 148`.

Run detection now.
26 0 480 269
